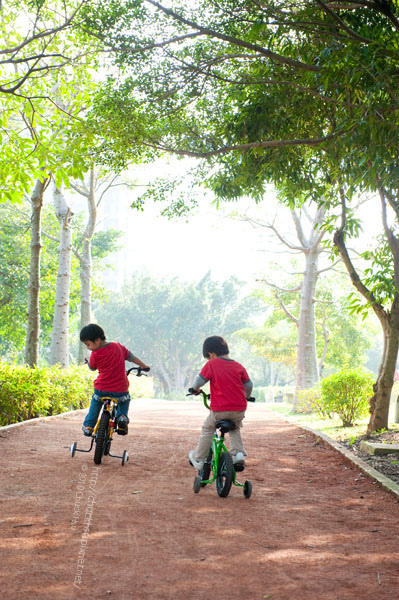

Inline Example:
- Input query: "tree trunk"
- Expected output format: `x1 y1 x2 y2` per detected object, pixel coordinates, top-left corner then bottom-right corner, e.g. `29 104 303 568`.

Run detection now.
296 246 320 393
333 187 399 433
24 177 49 366
49 185 73 367
77 168 97 363
367 303 399 433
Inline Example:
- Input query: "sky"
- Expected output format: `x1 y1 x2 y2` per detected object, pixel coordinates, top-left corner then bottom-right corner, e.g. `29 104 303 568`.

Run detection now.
69 157 383 292
93 159 280 289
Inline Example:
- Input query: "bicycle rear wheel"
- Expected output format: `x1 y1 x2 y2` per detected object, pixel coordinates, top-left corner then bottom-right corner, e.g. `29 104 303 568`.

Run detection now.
216 451 233 497
94 411 110 464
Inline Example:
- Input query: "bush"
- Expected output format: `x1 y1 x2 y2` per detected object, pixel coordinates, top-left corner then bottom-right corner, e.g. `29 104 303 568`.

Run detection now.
296 386 329 416
0 363 94 426
320 369 375 427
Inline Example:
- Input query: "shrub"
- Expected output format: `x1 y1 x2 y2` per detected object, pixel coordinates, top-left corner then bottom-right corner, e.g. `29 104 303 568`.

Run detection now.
320 369 375 427
296 386 330 417
0 363 93 426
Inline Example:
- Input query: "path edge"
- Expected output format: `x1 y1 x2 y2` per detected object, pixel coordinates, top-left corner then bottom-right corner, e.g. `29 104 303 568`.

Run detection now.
296 421 399 499
0 409 86 432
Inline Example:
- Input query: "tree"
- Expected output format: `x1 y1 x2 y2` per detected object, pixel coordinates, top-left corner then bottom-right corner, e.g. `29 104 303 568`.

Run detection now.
83 1 399 431
70 168 127 362
244 204 329 396
0 201 81 361
0 0 97 199
96 271 261 396
24 178 50 365
49 185 74 367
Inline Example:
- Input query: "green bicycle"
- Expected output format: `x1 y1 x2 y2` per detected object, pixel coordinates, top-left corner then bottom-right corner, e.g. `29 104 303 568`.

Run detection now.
187 388 254 499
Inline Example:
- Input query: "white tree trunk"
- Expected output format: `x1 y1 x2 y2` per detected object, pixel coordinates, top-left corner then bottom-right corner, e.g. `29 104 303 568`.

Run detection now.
24 177 49 366
296 247 320 391
49 185 73 367
76 168 97 362
293 207 325 395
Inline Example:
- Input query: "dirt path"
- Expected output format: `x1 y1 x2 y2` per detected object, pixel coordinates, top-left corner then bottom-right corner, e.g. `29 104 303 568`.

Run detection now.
1 399 399 600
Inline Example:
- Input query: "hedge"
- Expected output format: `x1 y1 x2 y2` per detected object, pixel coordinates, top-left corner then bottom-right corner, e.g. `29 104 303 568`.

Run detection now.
0 362 155 426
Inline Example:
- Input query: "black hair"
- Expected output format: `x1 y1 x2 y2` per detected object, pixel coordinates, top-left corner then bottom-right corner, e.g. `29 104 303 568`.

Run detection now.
202 336 229 358
80 323 106 342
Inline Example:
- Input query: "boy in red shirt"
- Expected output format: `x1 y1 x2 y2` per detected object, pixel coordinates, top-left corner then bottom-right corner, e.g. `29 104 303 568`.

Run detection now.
80 324 150 437
188 335 253 471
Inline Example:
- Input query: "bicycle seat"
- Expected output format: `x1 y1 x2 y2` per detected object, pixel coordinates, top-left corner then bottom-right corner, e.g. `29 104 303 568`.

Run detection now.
216 419 236 433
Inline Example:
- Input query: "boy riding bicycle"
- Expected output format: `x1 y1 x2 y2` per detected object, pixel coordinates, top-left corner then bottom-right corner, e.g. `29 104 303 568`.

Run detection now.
188 335 253 471
80 324 150 437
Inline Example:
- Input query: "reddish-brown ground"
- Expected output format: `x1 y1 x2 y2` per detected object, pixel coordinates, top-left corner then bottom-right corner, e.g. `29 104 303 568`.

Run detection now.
1 400 399 600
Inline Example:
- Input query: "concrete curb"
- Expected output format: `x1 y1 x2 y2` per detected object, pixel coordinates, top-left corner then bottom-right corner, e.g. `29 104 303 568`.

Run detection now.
296 422 399 499
0 409 86 432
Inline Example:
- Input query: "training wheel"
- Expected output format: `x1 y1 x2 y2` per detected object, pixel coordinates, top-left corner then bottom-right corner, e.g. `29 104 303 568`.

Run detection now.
70 442 77 457
243 480 252 499
122 450 129 466
193 475 202 494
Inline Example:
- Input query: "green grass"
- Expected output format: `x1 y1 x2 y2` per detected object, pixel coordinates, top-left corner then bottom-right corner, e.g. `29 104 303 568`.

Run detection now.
266 402 399 444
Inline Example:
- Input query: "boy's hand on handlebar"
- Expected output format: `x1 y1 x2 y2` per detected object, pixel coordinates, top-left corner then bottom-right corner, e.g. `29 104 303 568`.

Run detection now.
187 387 200 395
142 366 150 372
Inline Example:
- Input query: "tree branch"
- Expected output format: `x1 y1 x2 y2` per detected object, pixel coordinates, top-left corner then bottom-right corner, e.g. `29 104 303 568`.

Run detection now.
144 0 320 72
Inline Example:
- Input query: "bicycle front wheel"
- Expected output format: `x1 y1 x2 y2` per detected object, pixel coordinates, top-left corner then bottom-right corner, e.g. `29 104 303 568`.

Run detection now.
94 411 110 464
201 449 213 487
216 451 233 497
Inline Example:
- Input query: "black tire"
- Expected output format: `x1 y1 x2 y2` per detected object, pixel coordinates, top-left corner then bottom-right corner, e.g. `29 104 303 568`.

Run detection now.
70 442 77 457
193 475 202 494
94 411 110 464
104 439 111 456
244 480 252 499
216 451 233 498
201 449 213 487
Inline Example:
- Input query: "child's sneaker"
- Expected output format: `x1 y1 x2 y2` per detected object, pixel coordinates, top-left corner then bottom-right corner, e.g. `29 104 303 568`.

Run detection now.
233 452 245 471
82 425 93 437
188 450 204 470
117 415 129 435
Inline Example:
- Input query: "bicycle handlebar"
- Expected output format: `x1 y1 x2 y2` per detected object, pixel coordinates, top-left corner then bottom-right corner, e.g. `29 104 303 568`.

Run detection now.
126 366 150 377
187 388 255 409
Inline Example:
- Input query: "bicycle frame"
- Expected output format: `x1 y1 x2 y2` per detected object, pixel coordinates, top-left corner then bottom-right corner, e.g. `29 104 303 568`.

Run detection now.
70 366 149 465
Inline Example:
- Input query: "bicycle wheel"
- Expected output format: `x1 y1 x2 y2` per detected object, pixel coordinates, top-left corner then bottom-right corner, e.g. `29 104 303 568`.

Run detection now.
94 411 110 464
243 480 252 499
193 475 202 494
216 451 233 498
201 449 213 487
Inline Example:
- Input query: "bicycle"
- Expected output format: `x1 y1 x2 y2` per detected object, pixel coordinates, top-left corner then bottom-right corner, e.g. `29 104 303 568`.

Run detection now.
70 366 149 466
187 388 255 498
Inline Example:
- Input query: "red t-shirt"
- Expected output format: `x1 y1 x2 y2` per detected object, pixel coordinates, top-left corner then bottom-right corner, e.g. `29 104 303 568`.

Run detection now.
89 342 130 393
200 357 249 412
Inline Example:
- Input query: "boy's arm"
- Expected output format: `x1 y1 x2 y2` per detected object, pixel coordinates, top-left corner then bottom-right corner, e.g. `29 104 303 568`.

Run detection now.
84 357 97 371
243 378 253 399
127 351 150 371
192 373 208 391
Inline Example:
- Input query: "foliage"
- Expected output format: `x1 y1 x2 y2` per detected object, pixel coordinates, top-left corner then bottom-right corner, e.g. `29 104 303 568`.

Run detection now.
0 363 94 426
296 386 328 418
0 0 103 201
0 202 82 359
127 370 154 399
320 369 375 427
96 271 262 395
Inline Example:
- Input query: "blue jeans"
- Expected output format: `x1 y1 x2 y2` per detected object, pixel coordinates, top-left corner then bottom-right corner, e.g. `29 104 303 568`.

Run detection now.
83 389 131 428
